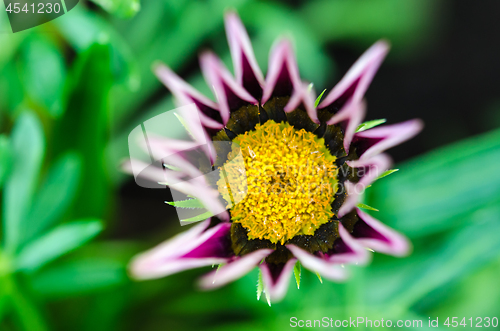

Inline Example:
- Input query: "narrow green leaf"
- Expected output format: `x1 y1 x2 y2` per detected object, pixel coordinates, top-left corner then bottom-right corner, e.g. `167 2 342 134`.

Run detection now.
30 259 126 298
368 204 500 309
16 220 103 272
315 271 323 284
162 163 183 172
21 37 66 118
377 168 399 180
166 198 205 209
357 203 379 212
3 112 45 254
315 89 327 108
366 127 500 237
89 0 141 18
264 289 271 307
9 280 49 331
293 261 301 289
356 118 387 132
23 152 82 244
52 42 113 219
256 268 263 301
0 135 12 187
180 211 213 224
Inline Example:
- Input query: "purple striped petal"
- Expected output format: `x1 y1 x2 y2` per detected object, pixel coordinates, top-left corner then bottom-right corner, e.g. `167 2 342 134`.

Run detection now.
174 106 218 163
339 154 392 217
145 136 205 178
198 249 273 289
326 99 366 153
224 11 265 100
200 52 258 122
260 258 297 302
155 64 225 130
353 119 424 160
318 41 389 112
353 208 411 256
286 245 348 281
284 82 319 124
326 223 371 265
129 220 232 280
261 40 302 105
122 159 182 188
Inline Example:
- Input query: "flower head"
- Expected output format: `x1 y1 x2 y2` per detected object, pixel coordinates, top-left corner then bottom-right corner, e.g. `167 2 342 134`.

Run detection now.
127 12 423 303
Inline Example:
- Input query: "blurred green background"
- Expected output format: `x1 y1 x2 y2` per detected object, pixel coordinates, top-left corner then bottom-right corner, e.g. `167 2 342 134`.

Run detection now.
1 0 500 330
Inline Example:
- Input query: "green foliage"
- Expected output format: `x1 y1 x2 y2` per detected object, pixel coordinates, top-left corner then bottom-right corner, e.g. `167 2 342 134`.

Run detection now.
314 89 327 108
16 220 103 272
357 203 379 212
377 168 399 180
20 36 67 118
31 258 127 298
166 198 205 209
0 135 12 187
89 0 141 18
2 112 45 254
356 118 387 132
23 152 82 244
53 42 113 219
293 261 301 289
256 268 264 301
181 211 214 224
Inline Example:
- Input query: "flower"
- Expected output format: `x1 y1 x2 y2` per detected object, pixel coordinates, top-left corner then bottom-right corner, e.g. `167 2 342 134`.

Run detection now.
127 12 423 303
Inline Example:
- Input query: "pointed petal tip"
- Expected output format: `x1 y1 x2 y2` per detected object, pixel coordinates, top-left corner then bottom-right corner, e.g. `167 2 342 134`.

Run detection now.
318 40 390 110
355 208 412 257
337 223 372 265
355 118 424 160
286 245 349 281
223 8 241 23
152 60 166 73
198 248 274 290
262 38 300 105
259 258 297 302
372 39 391 56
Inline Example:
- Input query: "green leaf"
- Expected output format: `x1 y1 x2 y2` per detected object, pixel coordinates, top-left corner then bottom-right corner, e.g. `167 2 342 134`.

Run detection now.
16 220 103 272
21 37 66 118
30 259 126 298
356 119 387 132
367 204 500 310
23 152 82 244
113 0 248 125
315 271 323 284
264 289 271 307
366 127 500 237
9 280 49 331
52 42 113 219
89 0 141 18
180 211 214 224
315 89 327 108
302 0 436 50
377 168 399 180
2 112 45 254
166 199 205 209
0 135 12 187
256 268 263 301
357 203 379 212
293 261 301 289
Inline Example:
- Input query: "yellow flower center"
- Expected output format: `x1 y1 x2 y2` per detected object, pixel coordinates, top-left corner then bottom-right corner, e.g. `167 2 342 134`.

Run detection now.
217 120 338 244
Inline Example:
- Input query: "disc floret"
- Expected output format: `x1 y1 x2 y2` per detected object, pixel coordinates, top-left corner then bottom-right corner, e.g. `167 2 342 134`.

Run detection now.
218 120 338 244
